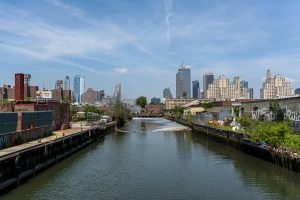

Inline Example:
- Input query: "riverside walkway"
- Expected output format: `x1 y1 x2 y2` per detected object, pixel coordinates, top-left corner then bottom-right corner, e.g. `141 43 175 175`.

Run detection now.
0 121 116 193
0 122 115 159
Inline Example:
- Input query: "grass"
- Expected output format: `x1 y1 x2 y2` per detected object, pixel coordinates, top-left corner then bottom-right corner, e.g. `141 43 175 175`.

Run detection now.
283 134 300 151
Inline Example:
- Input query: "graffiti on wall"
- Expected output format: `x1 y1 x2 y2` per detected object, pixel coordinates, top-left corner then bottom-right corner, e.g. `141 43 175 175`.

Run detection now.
249 105 300 132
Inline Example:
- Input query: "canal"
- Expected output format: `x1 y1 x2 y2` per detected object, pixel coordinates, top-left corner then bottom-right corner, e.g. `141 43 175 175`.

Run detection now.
2 118 300 200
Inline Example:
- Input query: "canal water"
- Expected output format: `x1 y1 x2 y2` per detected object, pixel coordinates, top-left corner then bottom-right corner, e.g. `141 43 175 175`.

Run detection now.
2 118 300 200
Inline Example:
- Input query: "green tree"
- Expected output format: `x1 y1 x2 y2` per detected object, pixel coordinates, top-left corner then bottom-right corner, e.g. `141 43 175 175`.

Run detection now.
171 106 184 120
84 104 98 114
70 105 79 118
136 96 147 108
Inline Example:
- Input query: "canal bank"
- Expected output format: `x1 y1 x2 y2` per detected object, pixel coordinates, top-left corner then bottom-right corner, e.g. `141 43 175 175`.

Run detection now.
1 118 299 200
0 122 115 193
165 117 300 173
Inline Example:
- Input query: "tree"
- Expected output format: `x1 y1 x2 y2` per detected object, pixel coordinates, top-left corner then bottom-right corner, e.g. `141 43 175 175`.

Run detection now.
172 106 184 120
70 105 79 118
84 104 99 115
136 96 147 108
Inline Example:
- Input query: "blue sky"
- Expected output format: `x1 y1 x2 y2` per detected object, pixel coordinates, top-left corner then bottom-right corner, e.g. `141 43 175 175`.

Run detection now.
1 0 300 99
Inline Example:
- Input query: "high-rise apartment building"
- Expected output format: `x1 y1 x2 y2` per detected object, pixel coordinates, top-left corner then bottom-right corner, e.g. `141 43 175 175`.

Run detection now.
176 65 191 98
260 69 294 99
203 73 214 98
163 87 173 99
192 80 200 98
207 75 248 100
74 75 85 103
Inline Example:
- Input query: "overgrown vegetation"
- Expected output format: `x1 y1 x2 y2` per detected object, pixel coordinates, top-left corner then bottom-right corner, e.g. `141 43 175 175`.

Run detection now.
217 101 300 151
113 102 130 127
186 111 193 127
203 102 213 110
235 113 300 150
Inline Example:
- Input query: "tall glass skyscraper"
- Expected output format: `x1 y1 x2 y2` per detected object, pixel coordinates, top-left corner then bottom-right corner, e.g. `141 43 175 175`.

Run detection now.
74 75 85 103
163 87 173 98
203 73 214 98
64 76 70 90
176 65 191 98
114 83 121 103
192 80 200 98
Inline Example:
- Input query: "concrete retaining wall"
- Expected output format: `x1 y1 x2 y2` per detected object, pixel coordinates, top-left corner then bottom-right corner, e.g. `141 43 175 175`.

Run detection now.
0 123 115 193
0 126 51 150
192 123 300 173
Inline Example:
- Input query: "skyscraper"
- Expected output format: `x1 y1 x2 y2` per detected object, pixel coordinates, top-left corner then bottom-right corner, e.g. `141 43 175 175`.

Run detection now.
74 75 85 103
163 87 173 99
114 83 121 103
176 65 191 98
240 80 248 88
203 73 214 98
64 76 70 90
240 80 254 99
192 80 199 98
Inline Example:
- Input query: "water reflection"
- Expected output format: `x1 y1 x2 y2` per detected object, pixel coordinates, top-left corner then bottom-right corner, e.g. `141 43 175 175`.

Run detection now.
1 118 299 200
191 133 300 199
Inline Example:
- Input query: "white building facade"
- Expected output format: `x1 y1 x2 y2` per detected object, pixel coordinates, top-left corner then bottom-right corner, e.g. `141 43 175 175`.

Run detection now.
207 75 250 100
260 69 294 99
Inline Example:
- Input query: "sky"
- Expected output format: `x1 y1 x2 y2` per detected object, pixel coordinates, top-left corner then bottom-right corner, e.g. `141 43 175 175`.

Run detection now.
1 0 300 99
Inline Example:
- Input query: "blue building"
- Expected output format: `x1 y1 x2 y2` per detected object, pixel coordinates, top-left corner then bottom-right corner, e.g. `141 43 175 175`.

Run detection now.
192 80 200 98
74 75 85 103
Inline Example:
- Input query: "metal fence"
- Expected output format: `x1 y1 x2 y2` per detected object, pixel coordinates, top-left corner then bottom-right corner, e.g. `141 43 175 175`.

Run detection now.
0 112 18 134
21 111 52 130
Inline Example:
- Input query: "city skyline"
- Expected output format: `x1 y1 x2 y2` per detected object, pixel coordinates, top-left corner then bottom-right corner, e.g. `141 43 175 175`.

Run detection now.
1 0 300 99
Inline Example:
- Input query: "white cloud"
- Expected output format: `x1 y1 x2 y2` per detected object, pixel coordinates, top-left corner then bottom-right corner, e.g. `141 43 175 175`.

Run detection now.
163 0 173 44
114 67 128 74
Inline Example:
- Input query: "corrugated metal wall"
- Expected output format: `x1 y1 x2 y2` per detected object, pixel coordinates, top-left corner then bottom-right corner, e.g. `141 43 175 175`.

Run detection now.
21 111 52 130
0 112 18 134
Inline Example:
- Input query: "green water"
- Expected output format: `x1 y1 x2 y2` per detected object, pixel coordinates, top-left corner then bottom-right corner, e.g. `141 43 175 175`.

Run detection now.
2 118 300 200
